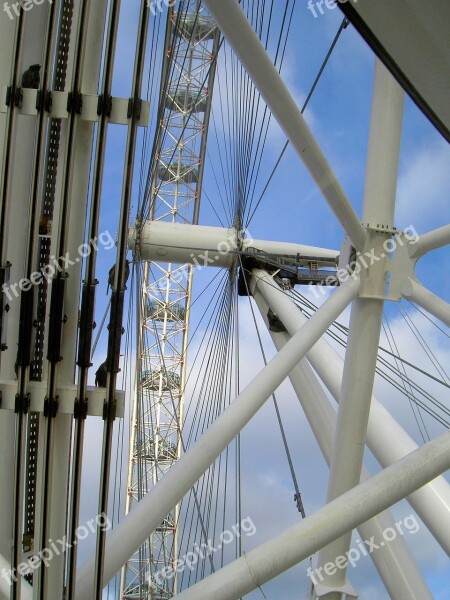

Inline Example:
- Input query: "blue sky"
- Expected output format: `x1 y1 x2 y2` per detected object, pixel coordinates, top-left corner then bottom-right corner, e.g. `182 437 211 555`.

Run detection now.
74 2 450 598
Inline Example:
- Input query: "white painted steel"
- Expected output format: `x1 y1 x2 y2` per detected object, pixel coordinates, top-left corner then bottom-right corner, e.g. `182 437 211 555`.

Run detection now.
75 278 359 598
410 224 450 259
0 553 33 600
403 278 450 328
244 239 338 265
316 59 404 598
254 291 433 600
0 2 52 591
202 0 367 251
129 221 237 267
129 220 339 267
35 1 109 596
0 0 18 552
252 269 450 553
173 428 450 600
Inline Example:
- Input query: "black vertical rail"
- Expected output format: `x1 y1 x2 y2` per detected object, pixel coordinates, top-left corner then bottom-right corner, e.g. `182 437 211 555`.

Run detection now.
65 0 121 596
93 2 150 597
38 1 89 597
1 14 26 600
8 3 58 598
0 14 24 286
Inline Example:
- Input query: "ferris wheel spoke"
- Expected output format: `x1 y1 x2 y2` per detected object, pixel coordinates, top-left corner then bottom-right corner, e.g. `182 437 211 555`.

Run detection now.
203 0 367 251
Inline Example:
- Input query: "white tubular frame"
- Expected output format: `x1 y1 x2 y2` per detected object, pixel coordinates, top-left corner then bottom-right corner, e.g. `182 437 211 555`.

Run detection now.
202 0 367 251
170 428 450 600
409 224 450 259
253 290 433 600
75 278 359 599
130 220 339 267
403 278 450 328
252 268 450 554
314 59 404 598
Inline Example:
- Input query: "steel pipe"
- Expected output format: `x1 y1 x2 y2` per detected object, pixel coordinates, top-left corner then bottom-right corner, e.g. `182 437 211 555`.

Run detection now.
316 59 404 598
75 278 359 598
254 291 433 600
252 269 450 553
403 277 450 328
409 223 450 259
202 0 367 251
173 427 450 600
129 220 339 267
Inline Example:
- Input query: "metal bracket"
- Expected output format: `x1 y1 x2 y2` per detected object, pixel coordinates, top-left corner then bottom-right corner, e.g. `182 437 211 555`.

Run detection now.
102 397 117 421
74 396 88 420
15 392 31 414
43 395 59 418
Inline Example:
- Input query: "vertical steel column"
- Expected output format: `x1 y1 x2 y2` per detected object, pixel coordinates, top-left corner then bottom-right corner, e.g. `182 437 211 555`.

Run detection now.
253 290 433 600
64 0 113 598
0 2 21 569
35 1 91 597
93 1 146 597
314 59 405 598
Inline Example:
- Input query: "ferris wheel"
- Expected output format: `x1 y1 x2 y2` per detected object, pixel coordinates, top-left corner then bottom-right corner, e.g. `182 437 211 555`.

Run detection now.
0 1 449 600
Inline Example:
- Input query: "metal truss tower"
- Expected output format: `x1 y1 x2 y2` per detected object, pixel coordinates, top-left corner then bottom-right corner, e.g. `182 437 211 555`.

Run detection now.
122 4 220 598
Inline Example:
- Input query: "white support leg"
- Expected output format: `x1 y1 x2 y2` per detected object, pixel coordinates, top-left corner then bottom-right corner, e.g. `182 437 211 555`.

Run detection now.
254 291 433 600
172 428 450 600
409 224 450 259
252 268 450 553
403 277 450 327
299 59 404 599
74 278 360 599
201 0 367 251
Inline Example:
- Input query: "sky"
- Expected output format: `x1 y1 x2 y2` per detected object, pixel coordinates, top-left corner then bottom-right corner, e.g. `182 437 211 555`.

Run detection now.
72 1 450 598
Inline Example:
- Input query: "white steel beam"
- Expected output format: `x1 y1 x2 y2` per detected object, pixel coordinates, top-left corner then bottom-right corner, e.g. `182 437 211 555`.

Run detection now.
171 428 450 600
403 277 450 328
252 268 450 553
254 291 433 600
315 59 403 599
75 278 360 599
409 223 450 259
129 220 339 267
201 0 367 251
